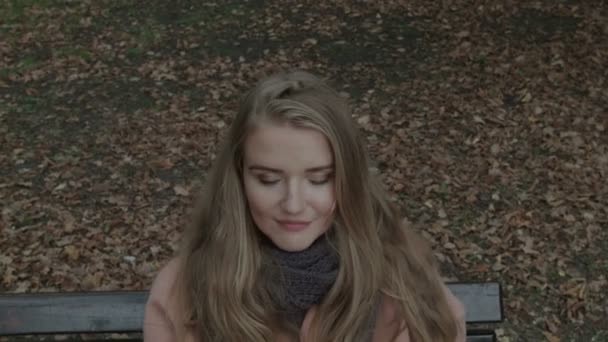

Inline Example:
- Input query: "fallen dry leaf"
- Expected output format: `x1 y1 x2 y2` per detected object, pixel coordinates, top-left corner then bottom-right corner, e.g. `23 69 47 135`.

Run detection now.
173 185 190 196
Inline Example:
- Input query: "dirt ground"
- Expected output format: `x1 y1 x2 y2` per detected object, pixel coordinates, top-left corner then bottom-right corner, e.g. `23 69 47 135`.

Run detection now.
1 1 607 341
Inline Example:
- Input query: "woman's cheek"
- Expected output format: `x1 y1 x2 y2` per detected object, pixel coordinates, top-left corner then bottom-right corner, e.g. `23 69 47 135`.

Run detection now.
247 183 283 212
311 185 336 215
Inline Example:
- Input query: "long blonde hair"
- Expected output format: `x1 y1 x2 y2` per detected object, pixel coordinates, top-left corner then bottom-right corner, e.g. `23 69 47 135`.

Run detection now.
172 70 459 341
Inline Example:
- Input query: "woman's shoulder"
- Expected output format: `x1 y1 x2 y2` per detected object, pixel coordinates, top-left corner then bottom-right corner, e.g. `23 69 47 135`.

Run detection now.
148 258 181 307
379 283 465 319
374 284 466 342
373 294 408 341
144 258 184 341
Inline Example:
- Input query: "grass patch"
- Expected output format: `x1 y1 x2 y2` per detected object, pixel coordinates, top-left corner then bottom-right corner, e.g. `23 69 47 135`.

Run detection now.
7 94 52 115
126 47 145 59
320 15 421 65
161 2 253 26
531 144 553 157
127 21 164 49
204 38 247 58
318 14 425 82
509 8 581 43
0 67 11 79
138 24 160 46
562 324 608 341
21 96 44 113
1 54 45 78
396 192 428 219
0 0 54 23
451 206 480 228
18 56 41 70
55 46 92 61
103 80 156 113
590 331 608 342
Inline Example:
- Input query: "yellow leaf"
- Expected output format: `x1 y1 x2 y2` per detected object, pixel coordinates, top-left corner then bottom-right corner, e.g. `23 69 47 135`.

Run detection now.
64 246 80 260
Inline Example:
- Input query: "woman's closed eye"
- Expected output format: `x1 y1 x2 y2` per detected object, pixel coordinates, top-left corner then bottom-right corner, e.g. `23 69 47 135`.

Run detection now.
309 173 333 185
257 175 281 185
255 174 333 186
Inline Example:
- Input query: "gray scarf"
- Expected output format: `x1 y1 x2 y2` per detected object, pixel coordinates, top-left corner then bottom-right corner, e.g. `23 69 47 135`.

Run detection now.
264 235 378 340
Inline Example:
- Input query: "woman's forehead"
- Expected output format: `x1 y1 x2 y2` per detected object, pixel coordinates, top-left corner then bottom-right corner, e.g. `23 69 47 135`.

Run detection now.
243 123 333 172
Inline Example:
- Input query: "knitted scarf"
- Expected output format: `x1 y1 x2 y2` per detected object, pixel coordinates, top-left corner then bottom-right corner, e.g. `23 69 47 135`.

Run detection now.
263 235 378 340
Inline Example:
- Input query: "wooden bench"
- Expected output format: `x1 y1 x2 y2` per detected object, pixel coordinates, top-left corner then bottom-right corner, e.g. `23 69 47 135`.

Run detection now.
0 282 503 341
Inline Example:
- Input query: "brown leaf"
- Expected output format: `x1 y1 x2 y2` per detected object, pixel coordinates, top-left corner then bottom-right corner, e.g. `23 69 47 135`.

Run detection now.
455 30 470 38
149 158 174 169
83 272 103 289
522 236 539 255
545 315 560 333
60 210 75 233
542 332 560 342
357 115 370 126
106 195 129 206
173 185 190 196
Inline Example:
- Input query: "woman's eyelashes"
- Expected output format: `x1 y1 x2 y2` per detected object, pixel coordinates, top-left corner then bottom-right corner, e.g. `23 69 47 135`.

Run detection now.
309 175 332 185
255 173 333 186
258 176 280 185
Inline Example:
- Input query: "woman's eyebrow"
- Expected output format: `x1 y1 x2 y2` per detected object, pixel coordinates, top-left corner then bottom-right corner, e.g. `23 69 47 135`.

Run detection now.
247 164 334 173
248 165 282 173
306 164 334 172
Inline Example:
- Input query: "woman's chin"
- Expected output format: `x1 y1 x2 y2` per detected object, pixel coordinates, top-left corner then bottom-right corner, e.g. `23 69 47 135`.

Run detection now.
270 235 318 252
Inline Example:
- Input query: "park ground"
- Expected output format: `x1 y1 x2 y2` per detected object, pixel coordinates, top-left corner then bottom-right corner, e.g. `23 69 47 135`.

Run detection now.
1 0 607 341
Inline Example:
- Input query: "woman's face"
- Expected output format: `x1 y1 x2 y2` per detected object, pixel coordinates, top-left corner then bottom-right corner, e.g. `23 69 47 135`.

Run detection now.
242 121 336 252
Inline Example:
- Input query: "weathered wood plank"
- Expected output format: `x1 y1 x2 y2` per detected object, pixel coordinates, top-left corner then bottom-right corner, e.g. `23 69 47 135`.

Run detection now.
0 282 502 336
466 334 496 342
447 282 503 323
0 291 148 335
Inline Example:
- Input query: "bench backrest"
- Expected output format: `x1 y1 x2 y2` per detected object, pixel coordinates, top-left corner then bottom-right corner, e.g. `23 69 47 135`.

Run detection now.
0 282 502 339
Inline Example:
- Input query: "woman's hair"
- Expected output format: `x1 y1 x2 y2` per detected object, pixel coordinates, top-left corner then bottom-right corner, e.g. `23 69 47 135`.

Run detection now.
171 70 460 341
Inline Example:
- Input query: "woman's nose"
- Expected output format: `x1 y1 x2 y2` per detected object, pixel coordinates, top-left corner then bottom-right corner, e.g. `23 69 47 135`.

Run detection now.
281 182 305 214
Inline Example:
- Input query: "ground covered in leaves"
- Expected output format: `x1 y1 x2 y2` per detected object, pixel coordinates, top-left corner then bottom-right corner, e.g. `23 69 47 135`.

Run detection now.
1 0 606 341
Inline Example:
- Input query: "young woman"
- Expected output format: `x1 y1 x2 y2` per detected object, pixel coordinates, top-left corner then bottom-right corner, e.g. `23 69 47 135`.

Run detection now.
143 70 466 341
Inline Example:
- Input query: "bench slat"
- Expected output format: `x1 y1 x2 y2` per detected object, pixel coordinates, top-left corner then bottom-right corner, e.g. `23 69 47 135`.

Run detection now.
0 282 502 336
447 282 503 323
0 291 148 335
466 334 496 342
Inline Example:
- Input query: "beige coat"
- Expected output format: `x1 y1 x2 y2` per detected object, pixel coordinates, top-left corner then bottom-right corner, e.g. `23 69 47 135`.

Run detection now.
143 259 466 342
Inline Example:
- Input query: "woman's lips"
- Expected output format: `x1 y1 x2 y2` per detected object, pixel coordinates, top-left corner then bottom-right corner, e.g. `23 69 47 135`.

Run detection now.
276 220 311 231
